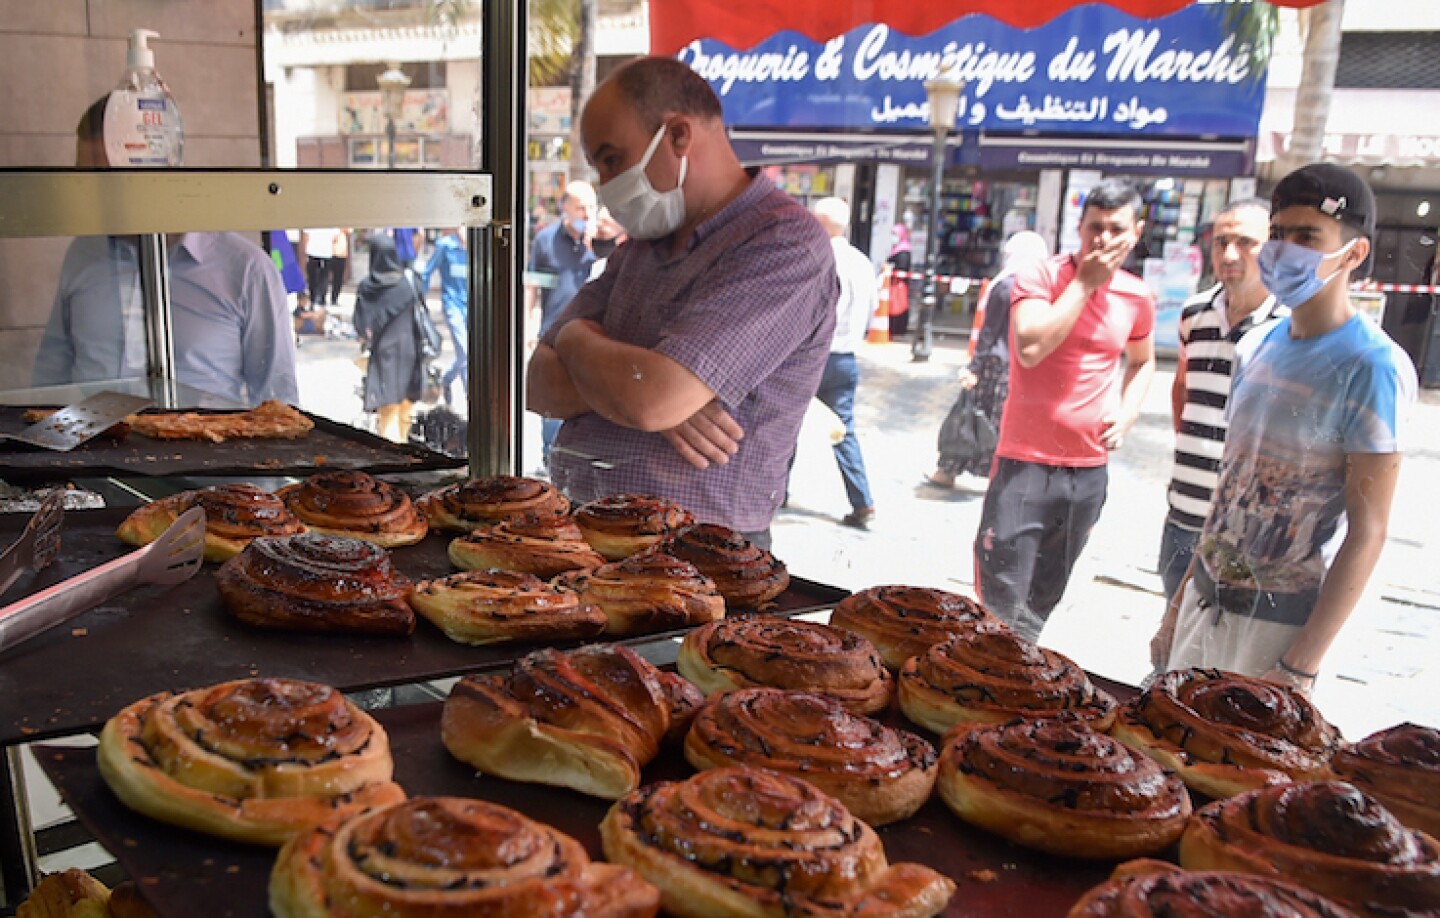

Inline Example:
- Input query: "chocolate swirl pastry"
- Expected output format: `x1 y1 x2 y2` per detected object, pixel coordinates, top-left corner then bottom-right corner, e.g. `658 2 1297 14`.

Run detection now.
270 796 660 918
409 568 607 646
117 482 307 563
216 532 415 636
97 678 405 846
572 494 695 561
1111 668 1343 800
441 644 697 799
1068 860 1360 918
684 688 936 826
601 766 956 918
276 470 427 548
555 550 725 637
416 475 569 532
1180 780 1440 918
448 512 606 579
937 717 1191 859
830 585 1004 670
898 621 1117 734
1330 723 1440 838
653 523 789 608
677 618 894 715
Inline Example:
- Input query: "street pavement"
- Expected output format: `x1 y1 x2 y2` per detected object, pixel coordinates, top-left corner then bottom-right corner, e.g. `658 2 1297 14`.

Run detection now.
294 311 1440 741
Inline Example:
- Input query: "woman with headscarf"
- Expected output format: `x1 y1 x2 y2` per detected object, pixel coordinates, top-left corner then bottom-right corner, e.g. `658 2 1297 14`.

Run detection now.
354 234 426 443
886 222 913 338
926 230 1050 487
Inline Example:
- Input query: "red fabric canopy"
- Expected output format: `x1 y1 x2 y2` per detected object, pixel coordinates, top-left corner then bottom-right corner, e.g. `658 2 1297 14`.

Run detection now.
650 0 1327 55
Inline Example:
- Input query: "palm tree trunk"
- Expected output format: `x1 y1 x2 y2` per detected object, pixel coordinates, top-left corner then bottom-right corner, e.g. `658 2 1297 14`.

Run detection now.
569 0 597 182
1281 0 1346 173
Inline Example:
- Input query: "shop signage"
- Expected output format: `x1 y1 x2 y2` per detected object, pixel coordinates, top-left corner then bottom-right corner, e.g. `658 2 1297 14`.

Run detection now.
677 4 1263 138
340 90 449 135
980 136 1253 177
1259 131 1440 167
726 131 977 166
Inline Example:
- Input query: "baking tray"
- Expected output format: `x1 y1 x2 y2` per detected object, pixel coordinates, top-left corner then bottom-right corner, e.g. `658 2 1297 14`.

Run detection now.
35 691 1144 918
0 406 461 481
0 508 849 745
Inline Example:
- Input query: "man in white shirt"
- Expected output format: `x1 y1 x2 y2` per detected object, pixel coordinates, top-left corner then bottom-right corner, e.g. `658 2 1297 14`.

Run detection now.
813 197 878 528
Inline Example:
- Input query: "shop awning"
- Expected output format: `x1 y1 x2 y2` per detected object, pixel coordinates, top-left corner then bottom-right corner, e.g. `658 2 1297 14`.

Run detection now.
650 0 1327 55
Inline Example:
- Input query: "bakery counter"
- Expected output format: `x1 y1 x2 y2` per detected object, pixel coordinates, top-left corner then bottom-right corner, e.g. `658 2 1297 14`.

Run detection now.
35 696 1130 918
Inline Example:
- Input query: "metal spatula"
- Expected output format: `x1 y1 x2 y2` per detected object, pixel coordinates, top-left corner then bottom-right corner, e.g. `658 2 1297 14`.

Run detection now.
0 491 65 599
1 391 154 451
0 506 206 654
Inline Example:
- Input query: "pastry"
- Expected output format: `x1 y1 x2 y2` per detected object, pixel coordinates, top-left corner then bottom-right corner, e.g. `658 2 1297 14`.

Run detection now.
1111 668 1343 799
1180 780 1440 918
653 523 789 608
572 494 694 560
416 475 569 532
276 470 427 548
830 585 1003 670
555 551 725 637
936 716 1192 859
270 796 659 918
116 482 306 563
676 618 893 715
448 512 606 578
601 766 956 918
1068 860 1360 917
1329 723 1440 837
216 532 415 636
441 644 696 799
15 868 111 917
126 399 313 442
684 688 936 826
97 678 405 846
897 621 1117 734
409 568 607 646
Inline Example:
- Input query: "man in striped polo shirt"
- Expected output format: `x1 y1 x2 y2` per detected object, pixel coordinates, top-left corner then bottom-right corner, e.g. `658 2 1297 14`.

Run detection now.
1159 199 1285 602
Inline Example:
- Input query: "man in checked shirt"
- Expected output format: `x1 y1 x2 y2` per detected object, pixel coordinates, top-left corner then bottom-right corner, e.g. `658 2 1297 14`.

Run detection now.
527 56 837 549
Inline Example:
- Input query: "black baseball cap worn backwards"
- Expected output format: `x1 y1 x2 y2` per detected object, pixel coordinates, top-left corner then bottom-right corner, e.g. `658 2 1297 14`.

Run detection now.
1271 162 1377 237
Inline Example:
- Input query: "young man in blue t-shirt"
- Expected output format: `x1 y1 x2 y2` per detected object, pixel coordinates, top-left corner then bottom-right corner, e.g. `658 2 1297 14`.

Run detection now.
1151 163 1416 695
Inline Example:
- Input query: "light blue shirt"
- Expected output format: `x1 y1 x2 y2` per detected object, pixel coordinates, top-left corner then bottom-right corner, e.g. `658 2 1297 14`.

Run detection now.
33 232 299 407
419 233 468 317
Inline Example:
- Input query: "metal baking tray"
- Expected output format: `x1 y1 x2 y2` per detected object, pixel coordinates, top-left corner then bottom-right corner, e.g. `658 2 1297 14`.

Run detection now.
35 693 1141 918
0 406 462 481
0 508 849 745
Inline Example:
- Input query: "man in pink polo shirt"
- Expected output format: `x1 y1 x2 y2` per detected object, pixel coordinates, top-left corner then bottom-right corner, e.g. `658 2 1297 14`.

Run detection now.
973 178 1157 642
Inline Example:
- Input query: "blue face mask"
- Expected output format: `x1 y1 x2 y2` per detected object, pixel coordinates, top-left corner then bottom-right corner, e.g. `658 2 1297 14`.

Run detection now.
1258 237 1355 306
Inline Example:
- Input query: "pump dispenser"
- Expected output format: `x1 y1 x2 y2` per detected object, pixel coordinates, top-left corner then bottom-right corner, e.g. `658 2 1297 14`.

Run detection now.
103 29 185 167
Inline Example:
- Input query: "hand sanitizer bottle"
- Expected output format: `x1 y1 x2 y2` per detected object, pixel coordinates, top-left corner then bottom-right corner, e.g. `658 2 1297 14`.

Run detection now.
104 29 185 167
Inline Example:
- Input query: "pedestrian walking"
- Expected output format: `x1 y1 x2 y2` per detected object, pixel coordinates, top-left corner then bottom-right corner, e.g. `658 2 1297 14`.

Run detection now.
887 223 913 338
354 235 426 443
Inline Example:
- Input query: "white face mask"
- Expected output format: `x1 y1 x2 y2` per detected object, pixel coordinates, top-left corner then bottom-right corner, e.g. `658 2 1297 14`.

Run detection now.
597 124 688 241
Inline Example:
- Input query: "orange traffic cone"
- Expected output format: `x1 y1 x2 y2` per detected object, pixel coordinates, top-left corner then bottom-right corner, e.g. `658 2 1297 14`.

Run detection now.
868 265 891 344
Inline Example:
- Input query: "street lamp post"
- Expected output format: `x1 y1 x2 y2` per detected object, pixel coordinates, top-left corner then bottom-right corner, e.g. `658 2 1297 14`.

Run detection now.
377 63 411 169
912 66 965 362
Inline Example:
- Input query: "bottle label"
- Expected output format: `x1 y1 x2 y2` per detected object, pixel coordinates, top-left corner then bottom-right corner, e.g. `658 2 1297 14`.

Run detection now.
103 91 182 167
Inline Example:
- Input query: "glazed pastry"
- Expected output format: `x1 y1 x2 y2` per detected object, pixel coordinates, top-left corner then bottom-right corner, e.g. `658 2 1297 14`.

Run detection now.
271 796 660 918
684 688 936 826
97 678 405 846
216 532 415 636
416 475 569 532
677 618 893 715
1068 860 1360 917
601 766 955 918
408 568 607 646
653 524 789 608
276 470 427 548
116 482 306 562
572 494 694 560
14 868 111 917
937 716 1191 859
1111 668 1343 799
441 644 695 799
556 551 725 637
830 585 1003 670
447 512 606 578
898 621 1117 734
1330 723 1440 837
1180 780 1440 918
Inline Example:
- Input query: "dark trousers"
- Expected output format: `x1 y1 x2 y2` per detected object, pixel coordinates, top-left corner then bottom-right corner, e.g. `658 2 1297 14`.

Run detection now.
973 457 1108 642
326 257 347 306
815 352 874 512
306 256 332 305
1158 518 1200 603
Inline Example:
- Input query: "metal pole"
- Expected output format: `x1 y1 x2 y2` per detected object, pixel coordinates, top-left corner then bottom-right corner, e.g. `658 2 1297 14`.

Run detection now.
387 116 397 169
0 747 39 905
912 128 947 361
137 233 179 407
